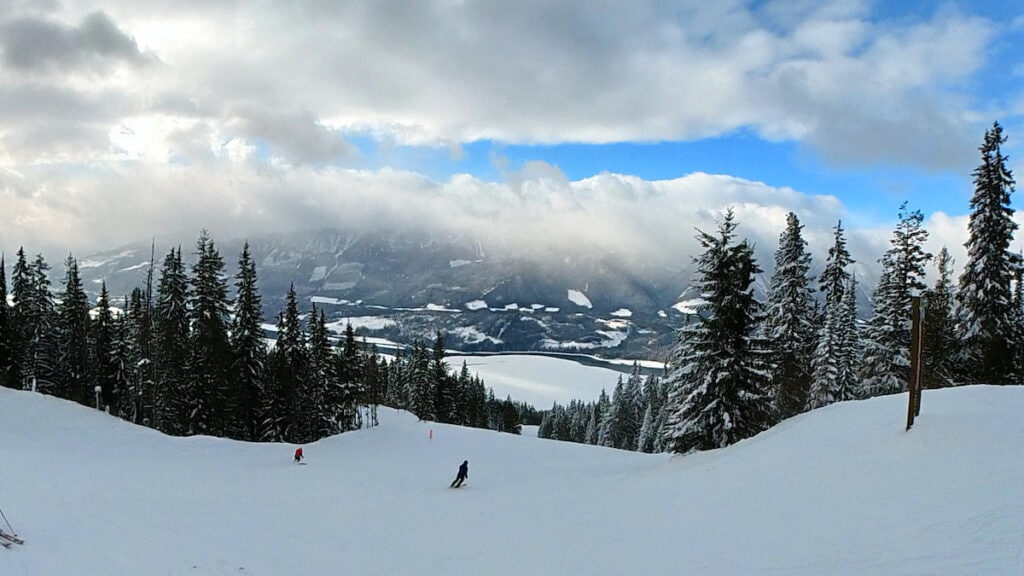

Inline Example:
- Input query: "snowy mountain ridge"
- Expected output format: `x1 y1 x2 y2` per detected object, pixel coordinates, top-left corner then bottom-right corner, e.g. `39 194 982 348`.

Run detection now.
73 228 693 360
0 379 1021 575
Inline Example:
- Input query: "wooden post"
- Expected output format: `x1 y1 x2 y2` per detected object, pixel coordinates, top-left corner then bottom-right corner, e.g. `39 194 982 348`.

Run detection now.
906 295 924 430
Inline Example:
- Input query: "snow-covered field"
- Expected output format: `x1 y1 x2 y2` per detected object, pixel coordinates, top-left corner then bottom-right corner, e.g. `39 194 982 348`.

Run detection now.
1 381 1022 575
448 353 629 407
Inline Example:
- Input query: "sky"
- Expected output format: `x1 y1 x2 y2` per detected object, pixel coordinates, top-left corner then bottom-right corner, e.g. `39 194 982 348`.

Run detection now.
3 0 1024 277
1 374 1022 575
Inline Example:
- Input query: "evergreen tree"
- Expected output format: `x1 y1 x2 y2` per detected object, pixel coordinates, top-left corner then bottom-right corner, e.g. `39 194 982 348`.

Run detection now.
230 242 267 440
302 307 338 441
819 221 854 310
407 340 434 421
127 287 155 425
12 252 57 393
335 322 363 431
91 282 117 412
763 212 816 419
956 121 1019 384
0 255 12 389
612 363 644 450
431 331 456 424
110 296 136 421
584 401 599 445
808 223 856 409
636 374 663 453
187 231 233 435
54 255 91 404
923 248 957 388
593 388 611 445
810 274 860 407
153 247 190 435
499 395 522 434
263 284 306 441
662 210 774 453
859 205 931 397
598 377 623 448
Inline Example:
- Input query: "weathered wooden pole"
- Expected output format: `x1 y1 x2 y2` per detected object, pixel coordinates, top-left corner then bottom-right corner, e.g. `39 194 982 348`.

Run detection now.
906 295 924 430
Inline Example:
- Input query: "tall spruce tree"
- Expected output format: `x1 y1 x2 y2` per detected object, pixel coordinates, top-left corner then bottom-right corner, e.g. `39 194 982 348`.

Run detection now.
763 212 816 419
229 242 267 441
923 248 957 388
407 340 434 421
808 223 856 409
302 307 337 441
431 331 456 424
153 247 190 435
187 231 233 435
335 322 363 431
662 210 774 453
54 255 91 404
264 284 306 442
13 253 57 393
956 122 1019 384
112 296 138 421
92 282 117 412
0 255 12 389
859 205 931 397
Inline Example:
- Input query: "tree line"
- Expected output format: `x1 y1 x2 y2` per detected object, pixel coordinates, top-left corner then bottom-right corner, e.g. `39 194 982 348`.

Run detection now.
540 121 1020 454
0 231 536 442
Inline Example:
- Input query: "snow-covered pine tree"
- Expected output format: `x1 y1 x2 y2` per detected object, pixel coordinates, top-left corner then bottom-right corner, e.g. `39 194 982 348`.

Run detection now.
305 308 338 440
599 376 623 448
568 400 588 443
500 395 522 434
662 210 774 453
617 363 645 450
0 254 12 390
335 322 364 431
810 273 861 407
956 122 1019 384
112 295 137 422
11 251 57 394
92 282 118 412
0 253 12 387
593 388 611 445
430 331 457 424
153 247 190 435
808 222 856 409
859 205 931 398
127 287 155 425
54 255 91 404
923 248 957 388
407 340 434 421
636 373 663 453
187 231 233 436
584 401 599 445
229 242 267 441
763 212 816 419
263 284 306 442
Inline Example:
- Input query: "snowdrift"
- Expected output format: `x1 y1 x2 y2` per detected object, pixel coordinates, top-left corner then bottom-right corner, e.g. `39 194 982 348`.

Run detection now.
0 385 1021 575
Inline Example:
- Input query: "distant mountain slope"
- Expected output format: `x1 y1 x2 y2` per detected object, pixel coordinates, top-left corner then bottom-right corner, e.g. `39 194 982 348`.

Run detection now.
0 383 1021 575
77 228 694 359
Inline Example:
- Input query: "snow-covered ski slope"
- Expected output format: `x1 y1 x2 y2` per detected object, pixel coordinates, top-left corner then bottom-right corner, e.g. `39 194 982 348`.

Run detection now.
1 384 1022 575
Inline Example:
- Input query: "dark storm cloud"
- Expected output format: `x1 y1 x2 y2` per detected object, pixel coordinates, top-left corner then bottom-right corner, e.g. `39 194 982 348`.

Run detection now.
0 11 155 73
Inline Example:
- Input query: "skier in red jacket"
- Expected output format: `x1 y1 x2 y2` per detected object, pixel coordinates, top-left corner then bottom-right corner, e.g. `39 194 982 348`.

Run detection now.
294 447 304 463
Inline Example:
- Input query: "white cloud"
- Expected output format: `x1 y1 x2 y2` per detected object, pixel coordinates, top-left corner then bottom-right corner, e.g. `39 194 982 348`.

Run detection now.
0 0 1009 277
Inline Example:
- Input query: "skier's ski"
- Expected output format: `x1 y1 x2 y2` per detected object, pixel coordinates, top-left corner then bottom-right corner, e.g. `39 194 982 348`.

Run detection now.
0 530 24 545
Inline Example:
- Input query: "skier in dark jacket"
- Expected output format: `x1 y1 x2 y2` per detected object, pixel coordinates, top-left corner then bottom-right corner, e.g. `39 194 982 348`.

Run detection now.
450 460 468 488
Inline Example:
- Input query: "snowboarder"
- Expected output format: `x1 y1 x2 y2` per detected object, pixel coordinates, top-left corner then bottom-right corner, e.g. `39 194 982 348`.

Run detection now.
450 460 468 488
294 447 304 463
